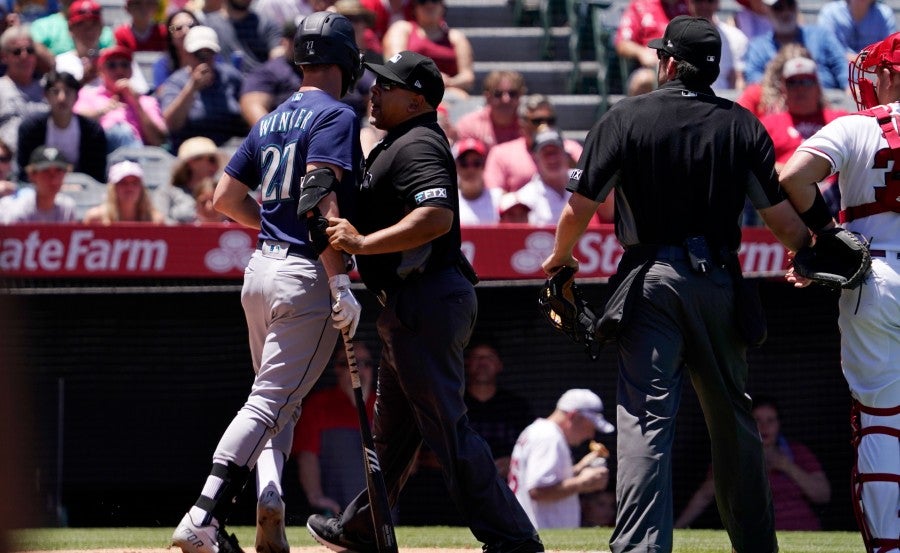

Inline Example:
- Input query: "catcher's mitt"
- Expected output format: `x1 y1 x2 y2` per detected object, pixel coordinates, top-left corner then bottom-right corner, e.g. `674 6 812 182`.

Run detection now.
792 227 872 290
538 266 600 357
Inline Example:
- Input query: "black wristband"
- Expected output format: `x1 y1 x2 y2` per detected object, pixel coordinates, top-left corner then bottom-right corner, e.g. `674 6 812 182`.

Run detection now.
799 189 832 231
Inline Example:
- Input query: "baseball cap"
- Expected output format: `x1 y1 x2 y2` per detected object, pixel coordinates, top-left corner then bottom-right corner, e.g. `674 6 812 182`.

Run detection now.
109 160 144 183
184 25 220 54
782 56 817 79
498 191 531 216
648 16 721 73
28 146 71 171
531 127 564 153
453 137 487 160
365 51 445 108
68 0 102 25
862 31 900 71
98 45 133 66
334 0 376 28
556 388 615 434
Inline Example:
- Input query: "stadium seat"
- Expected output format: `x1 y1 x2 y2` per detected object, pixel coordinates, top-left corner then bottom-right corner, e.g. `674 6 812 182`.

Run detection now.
107 145 176 190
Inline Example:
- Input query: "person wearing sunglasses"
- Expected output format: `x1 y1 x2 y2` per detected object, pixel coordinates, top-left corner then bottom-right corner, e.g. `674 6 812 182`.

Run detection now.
482 94 582 194
743 0 847 89
454 136 501 225
308 50 544 553
0 26 48 156
74 45 168 153
455 69 527 149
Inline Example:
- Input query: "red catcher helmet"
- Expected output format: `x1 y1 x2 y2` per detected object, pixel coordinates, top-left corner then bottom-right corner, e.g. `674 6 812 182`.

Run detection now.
850 32 900 111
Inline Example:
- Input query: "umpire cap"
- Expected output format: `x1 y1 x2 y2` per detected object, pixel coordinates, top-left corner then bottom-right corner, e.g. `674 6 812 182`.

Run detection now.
649 16 721 78
365 51 445 108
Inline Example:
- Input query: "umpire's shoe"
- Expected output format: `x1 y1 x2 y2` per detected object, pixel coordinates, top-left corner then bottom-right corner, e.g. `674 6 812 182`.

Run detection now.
306 514 377 553
482 537 545 553
172 512 219 553
256 484 290 553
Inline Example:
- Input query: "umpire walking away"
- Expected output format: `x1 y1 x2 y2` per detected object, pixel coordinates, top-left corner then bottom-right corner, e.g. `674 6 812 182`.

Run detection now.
542 16 811 553
306 50 544 553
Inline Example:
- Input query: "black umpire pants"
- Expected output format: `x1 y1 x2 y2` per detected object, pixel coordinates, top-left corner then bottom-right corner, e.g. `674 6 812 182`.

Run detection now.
609 255 777 553
340 266 540 548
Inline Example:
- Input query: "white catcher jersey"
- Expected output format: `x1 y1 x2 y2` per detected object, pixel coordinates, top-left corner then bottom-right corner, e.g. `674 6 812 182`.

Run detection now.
796 101 900 249
508 418 579 529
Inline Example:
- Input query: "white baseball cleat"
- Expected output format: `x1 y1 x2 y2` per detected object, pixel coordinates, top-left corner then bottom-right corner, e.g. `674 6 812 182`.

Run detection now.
172 512 220 553
256 484 289 553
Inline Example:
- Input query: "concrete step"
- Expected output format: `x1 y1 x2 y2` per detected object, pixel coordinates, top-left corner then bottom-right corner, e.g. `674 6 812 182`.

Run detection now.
462 26 572 63
445 0 517 28
473 60 601 95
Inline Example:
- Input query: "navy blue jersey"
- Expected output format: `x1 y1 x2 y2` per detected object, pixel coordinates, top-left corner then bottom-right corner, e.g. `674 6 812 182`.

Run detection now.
225 89 363 258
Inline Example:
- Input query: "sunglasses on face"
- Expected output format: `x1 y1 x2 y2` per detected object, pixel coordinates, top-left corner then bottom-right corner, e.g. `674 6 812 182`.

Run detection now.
457 157 484 168
375 77 409 91
492 89 520 99
105 59 131 70
169 22 195 33
528 116 556 126
414 0 442 4
7 46 36 56
785 77 816 88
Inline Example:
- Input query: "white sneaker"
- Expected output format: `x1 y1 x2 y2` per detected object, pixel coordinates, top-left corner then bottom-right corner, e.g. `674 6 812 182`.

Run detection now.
172 512 220 553
256 485 289 553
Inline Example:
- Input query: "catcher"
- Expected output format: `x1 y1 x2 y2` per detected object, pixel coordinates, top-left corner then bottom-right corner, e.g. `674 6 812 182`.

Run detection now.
778 31 899 553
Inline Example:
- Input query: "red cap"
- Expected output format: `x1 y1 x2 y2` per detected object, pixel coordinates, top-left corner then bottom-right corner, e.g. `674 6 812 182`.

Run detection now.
68 0 102 25
453 137 487 159
864 32 900 70
98 45 133 66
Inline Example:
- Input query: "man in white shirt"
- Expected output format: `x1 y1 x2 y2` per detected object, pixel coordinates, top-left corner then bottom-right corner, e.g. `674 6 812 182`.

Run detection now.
516 127 572 226
455 137 502 225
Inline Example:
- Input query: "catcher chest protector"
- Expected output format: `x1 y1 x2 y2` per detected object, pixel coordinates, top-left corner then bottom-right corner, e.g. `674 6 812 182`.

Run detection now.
839 106 900 223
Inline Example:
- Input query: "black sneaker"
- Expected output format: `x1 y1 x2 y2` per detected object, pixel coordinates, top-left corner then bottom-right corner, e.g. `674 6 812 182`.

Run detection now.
306 514 377 553
482 537 545 553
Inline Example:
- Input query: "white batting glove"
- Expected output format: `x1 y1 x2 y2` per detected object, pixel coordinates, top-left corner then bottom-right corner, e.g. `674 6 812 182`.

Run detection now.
329 274 361 338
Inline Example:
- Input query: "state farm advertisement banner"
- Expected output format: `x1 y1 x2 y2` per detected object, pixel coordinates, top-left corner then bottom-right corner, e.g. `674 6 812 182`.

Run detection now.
0 224 791 280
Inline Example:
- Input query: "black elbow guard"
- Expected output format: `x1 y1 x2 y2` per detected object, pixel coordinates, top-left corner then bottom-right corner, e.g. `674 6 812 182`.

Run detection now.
296 167 338 220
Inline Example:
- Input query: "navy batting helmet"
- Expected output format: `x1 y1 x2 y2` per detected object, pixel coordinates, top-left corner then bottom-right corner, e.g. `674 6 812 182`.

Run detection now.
294 11 363 97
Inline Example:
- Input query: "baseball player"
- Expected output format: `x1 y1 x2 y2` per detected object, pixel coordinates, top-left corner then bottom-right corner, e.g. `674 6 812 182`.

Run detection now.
779 31 900 553
508 389 613 529
542 16 811 553
171 12 364 553
306 51 544 553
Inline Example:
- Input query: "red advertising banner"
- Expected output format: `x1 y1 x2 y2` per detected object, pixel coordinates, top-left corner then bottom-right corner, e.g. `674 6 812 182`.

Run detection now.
0 223 791 280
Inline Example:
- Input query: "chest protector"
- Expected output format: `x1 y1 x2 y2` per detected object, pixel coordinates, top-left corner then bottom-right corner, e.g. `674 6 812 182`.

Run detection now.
839 105 900 223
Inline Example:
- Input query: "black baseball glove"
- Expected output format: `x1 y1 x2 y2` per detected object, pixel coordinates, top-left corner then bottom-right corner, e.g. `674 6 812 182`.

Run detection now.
792 227 872 290
538 266 599 349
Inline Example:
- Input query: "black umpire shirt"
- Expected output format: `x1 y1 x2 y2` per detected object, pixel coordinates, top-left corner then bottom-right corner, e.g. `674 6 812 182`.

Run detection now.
352 111 462 293
570 78 786 252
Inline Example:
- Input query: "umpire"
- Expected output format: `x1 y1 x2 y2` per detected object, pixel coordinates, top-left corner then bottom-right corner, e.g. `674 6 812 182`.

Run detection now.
542 16 811 553
307 51 543 553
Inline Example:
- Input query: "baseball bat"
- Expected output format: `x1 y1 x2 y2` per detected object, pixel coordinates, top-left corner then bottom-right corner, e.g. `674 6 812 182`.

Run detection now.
340 328 399 553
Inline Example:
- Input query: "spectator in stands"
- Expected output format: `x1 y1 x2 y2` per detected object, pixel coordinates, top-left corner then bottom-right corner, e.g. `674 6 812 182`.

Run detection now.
192 177 228 223
737 42 810 118
15 0 55 24
155 135 222 223
30 0 114 71
515 126 572 227
614 0 689 75
464 340 534 479
760 56 846 215
17 70 107 182
580 490 616 527
0 26 48 155
202 0 281 75
115 0 168 52
0 145 76 223
733 0 772 39
55 0 151 92
382 0 473 99
155 25 247 150
0 138 18 197
239 21 302 127
152 9 198 90
436 102 456 144
0 3 20 42
455 69 526 149
334 0 383 58
74 45 167 153
508 388 613 529
455 137 500 225
497 191 530 224
253 0 319 31
743 0 848 90
361 0 408 44
817 0 895 62
82 159 165 223
675 395 831 530
688 0 748 90
482 94 582 193
293 342 376 516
